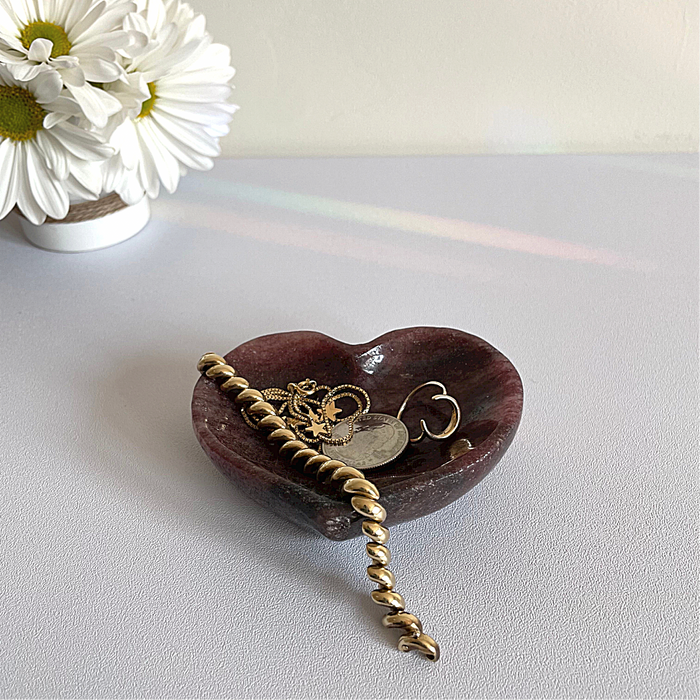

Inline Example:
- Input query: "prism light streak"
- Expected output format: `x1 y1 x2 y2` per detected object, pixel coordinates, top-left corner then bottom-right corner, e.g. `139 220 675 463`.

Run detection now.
194 180 648 270
155 202 498 283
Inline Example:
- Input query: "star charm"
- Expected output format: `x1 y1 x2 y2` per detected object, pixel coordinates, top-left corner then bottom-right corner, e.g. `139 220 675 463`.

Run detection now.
306 420 326 438
324 401 342 422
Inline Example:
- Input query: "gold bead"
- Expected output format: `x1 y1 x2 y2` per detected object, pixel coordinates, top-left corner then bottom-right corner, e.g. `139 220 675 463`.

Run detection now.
329 466 365 482
234 388 265 405
398 633 440 662
367 565 395 589
303 454 330 475
197 353 226 373
342 477 379 499
205 364 236 381
362 520 390 544
279 439 308 457
371 589 405 610
382 612 422 636
291 448 318 466
316 459 346 481
247 401 277 417
257 415 287 432
366 542 390 566
267 428 297 443
221 376 249 393
351 496 386 522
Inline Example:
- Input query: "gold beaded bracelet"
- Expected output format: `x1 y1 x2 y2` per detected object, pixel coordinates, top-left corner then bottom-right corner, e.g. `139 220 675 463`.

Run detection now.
197 352 440 662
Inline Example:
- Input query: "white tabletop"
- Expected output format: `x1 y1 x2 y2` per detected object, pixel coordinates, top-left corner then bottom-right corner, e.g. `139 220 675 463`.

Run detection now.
1 154 697 699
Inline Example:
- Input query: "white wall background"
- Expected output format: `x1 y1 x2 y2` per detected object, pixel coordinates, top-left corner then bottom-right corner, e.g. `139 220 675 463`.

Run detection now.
197 0 698 158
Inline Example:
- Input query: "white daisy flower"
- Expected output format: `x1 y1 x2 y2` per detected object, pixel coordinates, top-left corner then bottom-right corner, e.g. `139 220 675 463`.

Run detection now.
0 0 145 127
101 0 237 203
0 65 113 224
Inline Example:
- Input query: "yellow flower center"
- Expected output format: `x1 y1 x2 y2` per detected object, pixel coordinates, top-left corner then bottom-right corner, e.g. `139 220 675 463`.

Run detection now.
19 21 72 58
0 85 45 141
138 82 158 119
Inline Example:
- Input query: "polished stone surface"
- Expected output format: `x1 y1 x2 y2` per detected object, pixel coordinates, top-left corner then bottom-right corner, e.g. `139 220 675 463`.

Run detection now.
192 327 523 539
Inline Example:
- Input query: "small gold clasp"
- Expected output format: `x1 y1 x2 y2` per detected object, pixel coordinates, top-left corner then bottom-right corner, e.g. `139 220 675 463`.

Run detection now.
289 378 317 396
398 632 441 661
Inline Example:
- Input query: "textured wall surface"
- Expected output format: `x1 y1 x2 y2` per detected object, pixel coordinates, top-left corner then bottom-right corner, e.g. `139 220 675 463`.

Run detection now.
0 154 697 698
201 0 698 157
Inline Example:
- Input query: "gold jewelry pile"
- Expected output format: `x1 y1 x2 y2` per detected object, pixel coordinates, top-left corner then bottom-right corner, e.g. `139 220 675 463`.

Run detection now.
241 379 370 446
198 352 440 662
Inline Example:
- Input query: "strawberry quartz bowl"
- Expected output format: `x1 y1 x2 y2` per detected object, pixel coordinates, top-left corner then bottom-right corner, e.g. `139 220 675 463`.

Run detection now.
191 327 523 540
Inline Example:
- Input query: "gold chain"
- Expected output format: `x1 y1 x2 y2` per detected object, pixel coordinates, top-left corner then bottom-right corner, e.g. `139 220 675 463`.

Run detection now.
240 380 370 446
197 353 440 662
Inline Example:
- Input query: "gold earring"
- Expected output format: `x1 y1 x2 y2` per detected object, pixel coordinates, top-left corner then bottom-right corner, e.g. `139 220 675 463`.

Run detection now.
396 381 461 443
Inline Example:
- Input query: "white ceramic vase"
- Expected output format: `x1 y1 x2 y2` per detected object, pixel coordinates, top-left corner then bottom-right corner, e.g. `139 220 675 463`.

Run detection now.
19 194 151 253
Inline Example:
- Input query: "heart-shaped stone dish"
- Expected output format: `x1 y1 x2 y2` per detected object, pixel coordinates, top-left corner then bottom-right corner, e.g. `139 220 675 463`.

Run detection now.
192 327 523 540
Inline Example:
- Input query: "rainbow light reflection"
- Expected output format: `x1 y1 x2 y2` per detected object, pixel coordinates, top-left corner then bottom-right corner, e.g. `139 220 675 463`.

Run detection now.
188 180 649 270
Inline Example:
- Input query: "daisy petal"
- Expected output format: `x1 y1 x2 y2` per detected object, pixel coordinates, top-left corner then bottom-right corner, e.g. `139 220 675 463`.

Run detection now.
50 54 79 69
151 121 214 169
66 82 122 127
148 122 212 170
36 129 68 179
182 13 206 43
138 35 205 77
59 65 86 87
0 44 23 62
134 124 160 199
0 138 19 219
129 21 177 74
78 56 123 82
203 123 231 139
62 0 91 33
101 154 121 192
16 144 47 225
149 110 220 157
10 62 47 81
27 37 53 62
155 82 230 103
42 94 83 118
123 11 148 34
29 69 62 104
51 120 113 160
154 97 235 126
66 0 106 42
112 119 140 170
186 43 235 78
0 0 22 28
159 64 234 86
71 32 130 53
117 177 146 205
69 159 103 196
123 30 148 58
70 4 132 44
66 175 100 202
26 142 69 220
138 117 180 192
5 0 29 26
144 0 166 35
65 173 99 201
